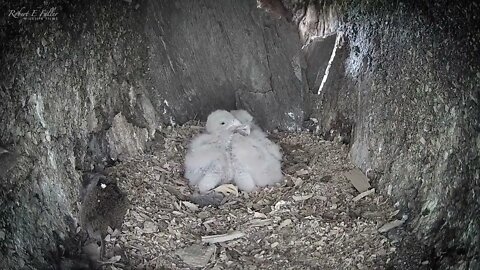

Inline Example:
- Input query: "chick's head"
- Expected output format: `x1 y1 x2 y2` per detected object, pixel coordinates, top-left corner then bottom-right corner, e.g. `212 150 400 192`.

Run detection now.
206 110 250 135
230 110 254 125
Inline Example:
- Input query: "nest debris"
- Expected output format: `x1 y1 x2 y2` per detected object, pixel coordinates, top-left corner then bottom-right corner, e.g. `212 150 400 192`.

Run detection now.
91 122 428 269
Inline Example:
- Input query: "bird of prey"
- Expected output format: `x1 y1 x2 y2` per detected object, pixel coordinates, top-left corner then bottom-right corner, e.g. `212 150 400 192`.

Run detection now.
79 173 128 261
230 109 282 161
185 110 283 193
185 110 250 193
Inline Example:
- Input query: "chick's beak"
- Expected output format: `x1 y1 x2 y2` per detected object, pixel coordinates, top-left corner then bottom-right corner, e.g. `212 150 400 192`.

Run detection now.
227 120 250 136
234 124 251 136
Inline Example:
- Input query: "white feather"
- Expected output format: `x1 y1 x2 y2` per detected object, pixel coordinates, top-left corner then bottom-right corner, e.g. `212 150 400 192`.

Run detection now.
231 110 282 160
231 134 283 188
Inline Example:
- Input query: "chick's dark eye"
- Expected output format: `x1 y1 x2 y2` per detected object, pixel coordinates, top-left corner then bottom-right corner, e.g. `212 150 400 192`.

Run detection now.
221 122 225 125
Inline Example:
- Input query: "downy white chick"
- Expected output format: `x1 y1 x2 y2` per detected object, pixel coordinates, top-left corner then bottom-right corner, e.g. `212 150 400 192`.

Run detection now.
231 133 283 191
185 110 283 193
184 110 250 193
230 110 282 161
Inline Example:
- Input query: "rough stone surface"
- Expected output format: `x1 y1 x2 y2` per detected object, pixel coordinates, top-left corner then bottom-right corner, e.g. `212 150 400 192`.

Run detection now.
145 0 305 130
0 0 303 268
106 113 150 161
0 1 152 268
298 1 480 269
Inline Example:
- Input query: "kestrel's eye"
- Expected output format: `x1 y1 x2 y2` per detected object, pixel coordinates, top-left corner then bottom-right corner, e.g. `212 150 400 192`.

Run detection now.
221 122 225 125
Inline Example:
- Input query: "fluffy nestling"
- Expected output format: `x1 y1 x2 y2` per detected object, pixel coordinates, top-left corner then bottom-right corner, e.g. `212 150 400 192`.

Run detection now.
184 110 250 193
185 110 283 193
230 109 282 161
79 173 128 260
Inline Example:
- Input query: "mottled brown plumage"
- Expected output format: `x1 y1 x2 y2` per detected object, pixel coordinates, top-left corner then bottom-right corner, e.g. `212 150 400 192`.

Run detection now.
79 173 128 260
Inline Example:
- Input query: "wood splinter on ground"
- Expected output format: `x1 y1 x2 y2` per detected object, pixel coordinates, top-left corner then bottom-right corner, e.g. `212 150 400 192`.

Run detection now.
353 188 375 202
201 231 245 243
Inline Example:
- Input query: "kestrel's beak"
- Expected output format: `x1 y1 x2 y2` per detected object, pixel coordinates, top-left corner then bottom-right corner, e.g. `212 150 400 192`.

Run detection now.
227 119 251 136
234 124 251 136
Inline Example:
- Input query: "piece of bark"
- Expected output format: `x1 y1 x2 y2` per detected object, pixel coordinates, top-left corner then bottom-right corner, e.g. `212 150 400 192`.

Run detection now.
201 231 245 244
344 168 371 193
175 244 215 268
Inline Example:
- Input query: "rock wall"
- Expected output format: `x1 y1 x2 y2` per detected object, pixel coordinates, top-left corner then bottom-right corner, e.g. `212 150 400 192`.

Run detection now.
0 1 151 268
144 0 304 130
298 0 480 268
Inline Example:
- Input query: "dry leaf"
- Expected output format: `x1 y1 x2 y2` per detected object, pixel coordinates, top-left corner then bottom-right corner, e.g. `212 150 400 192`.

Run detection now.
214 184 239 196
111 228 121 237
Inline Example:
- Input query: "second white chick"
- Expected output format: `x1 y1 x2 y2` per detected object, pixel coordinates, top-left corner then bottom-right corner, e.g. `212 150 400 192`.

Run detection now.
184 110 250 193
231 133 283 191
230 110 282 161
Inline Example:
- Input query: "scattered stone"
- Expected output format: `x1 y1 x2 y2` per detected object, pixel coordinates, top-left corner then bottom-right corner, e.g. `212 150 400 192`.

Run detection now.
175 244 215 268
344 168 371 192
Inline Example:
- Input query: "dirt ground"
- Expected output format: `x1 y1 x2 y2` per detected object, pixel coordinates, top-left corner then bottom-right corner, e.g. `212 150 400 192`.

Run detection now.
87 122 429 270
